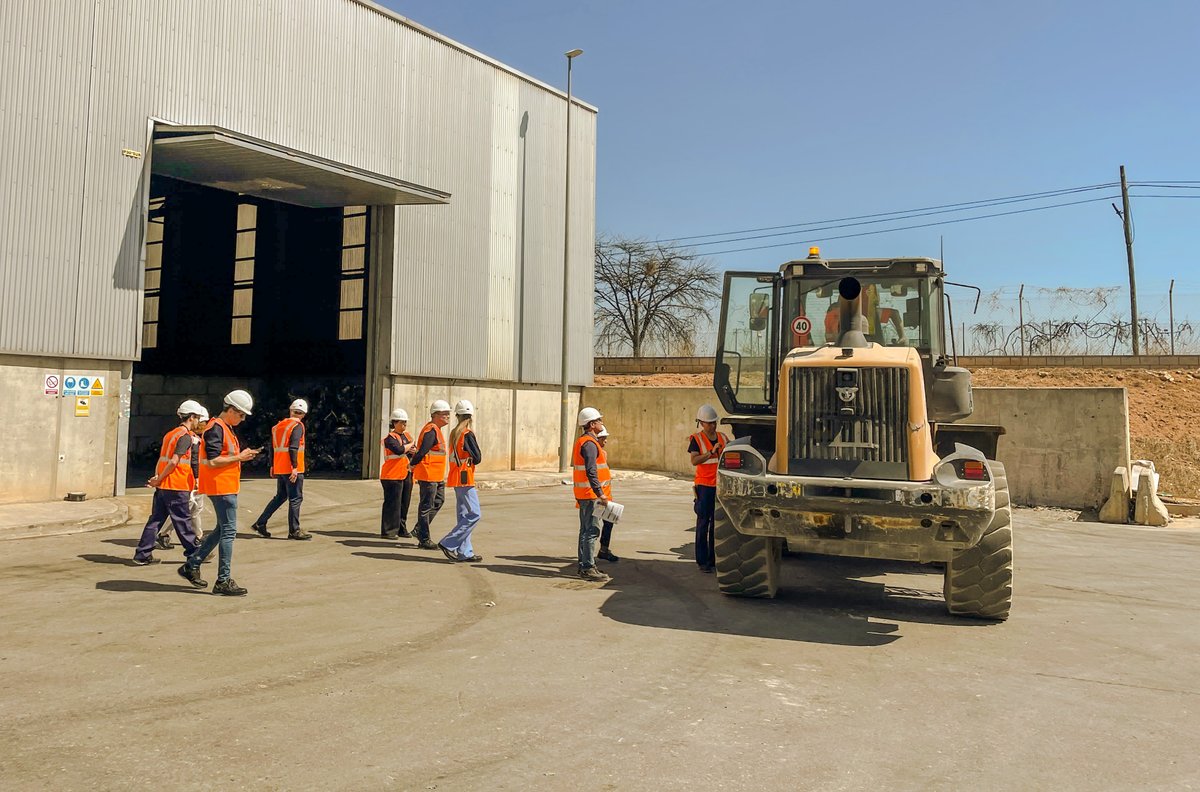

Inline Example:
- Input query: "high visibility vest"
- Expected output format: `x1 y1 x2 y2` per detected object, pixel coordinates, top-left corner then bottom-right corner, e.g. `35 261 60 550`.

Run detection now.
572 434 611 501
380 430 412 481
156 425 196 492
448 429 476 488
198 417 241 496
412 422 447 482
271 417 306 475
692 432 727 487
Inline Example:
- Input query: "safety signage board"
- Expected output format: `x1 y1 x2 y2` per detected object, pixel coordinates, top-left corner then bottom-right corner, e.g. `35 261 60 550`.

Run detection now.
44 374 60 395
791 315 812 336
63 375 104 397
75 397 90 417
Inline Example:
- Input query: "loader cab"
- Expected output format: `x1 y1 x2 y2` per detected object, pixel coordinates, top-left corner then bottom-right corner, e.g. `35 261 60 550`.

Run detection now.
715 255 947 418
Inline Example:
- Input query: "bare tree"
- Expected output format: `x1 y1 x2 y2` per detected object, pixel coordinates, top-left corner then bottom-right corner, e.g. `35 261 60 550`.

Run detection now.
594 235 721 357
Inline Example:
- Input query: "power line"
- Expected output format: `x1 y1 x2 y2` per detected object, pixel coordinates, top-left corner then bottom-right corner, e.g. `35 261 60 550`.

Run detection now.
702 195 1120 257
658 182 1121 245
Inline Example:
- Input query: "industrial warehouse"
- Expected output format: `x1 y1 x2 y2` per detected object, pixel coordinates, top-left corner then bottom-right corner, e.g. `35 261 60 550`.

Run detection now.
0 0 597 504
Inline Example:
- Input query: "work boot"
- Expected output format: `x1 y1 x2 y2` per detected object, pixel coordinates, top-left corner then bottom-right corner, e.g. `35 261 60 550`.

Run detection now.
131 555 160 566
416 539 438 550
251 523 271 538
287 530 312 541
381 533 399 540
579 566 610 582
177 563 208 589
438 543 462 562
155 533 174 550
397 528 412 538
597 547 619 563
212 578 248 596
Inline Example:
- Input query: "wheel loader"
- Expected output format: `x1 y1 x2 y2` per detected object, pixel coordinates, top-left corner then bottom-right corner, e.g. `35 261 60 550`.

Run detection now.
712 248 1012 619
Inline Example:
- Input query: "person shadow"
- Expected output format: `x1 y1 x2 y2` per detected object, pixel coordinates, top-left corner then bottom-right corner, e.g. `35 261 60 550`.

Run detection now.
94 580 205 594
589 543 990 647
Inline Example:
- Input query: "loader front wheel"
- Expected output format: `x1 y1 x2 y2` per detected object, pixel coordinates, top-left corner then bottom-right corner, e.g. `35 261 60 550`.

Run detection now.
944 462 1013 620
714 500 782 598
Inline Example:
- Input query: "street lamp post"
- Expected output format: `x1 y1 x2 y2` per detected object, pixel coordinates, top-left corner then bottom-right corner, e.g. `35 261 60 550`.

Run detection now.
558 48 583 473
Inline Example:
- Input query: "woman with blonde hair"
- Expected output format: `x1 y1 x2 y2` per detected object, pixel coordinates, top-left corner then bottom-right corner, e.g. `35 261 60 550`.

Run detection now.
438 400 484 562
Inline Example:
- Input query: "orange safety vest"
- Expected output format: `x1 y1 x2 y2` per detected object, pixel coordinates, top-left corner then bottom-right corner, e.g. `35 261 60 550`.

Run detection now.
156 425 196 492
692 432 727 487
380 430 412 480
271 417 306 475
572 434 611 501
412 422 447 482
448 429 477 488
198 417 241 496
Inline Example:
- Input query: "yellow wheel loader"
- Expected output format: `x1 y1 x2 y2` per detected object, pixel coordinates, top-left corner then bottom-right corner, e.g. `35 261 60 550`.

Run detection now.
713 249 1012 619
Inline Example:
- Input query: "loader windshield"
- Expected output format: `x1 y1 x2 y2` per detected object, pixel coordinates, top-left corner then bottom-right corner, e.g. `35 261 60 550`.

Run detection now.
784 276 936 351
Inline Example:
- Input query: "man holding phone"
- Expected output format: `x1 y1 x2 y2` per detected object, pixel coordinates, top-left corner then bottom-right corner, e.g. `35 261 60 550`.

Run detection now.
178 389 260 596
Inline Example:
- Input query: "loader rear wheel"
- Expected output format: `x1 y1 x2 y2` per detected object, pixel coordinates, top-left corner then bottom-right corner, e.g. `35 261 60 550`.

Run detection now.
944 462 1013 620
714 500 782 598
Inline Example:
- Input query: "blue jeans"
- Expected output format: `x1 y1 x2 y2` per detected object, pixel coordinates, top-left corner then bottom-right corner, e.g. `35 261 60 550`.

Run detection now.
254 474 303 535
188 494 237 581
577 499 602 570
439 486 481 558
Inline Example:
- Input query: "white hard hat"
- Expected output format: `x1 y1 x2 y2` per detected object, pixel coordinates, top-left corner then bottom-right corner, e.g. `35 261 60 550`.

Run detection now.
224 389 254 415
696 404 719 423
177 399 204 418
577 407 603 427
430 399 451 414
390 408 409 422
289 398 308 414
597 428 610 438
197 406 210 422
454 399 475 416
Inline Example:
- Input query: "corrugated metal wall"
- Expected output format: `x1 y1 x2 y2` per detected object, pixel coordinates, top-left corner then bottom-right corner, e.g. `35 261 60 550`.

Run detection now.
0 0 596 384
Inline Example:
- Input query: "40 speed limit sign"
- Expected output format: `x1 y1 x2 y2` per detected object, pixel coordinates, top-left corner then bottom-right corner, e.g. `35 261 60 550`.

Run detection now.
791 315 812 336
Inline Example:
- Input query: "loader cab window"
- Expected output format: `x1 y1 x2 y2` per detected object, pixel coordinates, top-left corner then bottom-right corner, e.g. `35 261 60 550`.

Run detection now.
786 276 934 352
714 272 779 414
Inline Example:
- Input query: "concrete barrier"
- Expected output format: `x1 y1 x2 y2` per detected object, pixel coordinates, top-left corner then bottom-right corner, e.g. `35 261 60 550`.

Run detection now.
581 385 1130 510
594 355 1200 374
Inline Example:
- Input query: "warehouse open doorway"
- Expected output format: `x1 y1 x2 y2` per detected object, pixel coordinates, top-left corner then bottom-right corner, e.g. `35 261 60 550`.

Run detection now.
128 125 448 482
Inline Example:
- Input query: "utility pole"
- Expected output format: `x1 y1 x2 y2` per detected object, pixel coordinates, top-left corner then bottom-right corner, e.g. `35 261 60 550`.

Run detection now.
1169 278 1176 356
1119 165 1140 355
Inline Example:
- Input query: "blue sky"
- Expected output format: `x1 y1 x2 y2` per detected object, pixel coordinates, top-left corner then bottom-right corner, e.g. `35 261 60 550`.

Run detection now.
380 1 1200 307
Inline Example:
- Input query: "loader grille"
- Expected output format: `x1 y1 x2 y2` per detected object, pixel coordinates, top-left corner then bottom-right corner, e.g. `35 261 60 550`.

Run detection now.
787 366 910 478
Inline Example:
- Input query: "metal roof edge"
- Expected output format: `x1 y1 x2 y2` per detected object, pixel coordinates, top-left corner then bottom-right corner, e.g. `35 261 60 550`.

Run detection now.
348 0 599 114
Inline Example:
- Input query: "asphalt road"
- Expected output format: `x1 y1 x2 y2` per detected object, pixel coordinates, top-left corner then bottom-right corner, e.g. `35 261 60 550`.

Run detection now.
1 478 1198 791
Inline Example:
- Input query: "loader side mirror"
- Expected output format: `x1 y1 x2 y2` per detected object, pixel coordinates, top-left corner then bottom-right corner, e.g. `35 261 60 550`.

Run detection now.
748 292 769 332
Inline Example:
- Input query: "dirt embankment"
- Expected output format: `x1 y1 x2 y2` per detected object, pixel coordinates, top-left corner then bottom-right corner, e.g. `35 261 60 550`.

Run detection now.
591 367 1200 498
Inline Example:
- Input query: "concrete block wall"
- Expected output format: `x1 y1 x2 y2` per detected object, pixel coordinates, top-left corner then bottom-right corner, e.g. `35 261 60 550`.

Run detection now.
0 353 128 504
581 385 1130 510
387 378 580 473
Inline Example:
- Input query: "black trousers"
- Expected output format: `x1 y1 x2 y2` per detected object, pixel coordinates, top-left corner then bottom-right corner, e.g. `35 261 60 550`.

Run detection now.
600 520 614 548
255 474 304 536
381 474 414 537
694 484 716 568
415 480 445 542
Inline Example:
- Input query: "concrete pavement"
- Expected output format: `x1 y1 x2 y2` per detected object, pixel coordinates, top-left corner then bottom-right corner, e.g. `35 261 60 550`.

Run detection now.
2 479 1199 791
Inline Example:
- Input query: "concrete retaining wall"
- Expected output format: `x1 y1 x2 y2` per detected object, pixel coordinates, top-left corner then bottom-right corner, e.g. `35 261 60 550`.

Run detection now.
595 355 1200 374
0 354 129 504
581 385 1130 510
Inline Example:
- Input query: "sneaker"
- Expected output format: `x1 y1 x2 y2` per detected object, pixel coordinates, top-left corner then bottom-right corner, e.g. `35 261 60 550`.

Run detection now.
438 543 462 562
287 531 312 541
579 566 610 582
381 533 399 540
397 528 413 538
464 555 484 563
177 564 208 589
597 547 619 563
416 539 438 550
212 578 248 596
131 556 160 566
251 523 271 538
154 534 174 550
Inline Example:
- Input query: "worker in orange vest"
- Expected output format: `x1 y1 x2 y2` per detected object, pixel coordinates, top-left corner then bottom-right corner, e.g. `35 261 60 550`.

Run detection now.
595 427 618 563
177 389 260 596
689 404 728 573
132 400 208 565
572 406 611 582
437 400 484 562
410 399 451 550
380 407 417 539
250 398 311 541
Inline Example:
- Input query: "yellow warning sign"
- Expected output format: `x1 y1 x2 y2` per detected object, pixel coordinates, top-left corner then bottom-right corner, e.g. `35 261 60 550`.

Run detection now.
90 377 105 397
75 397 90 417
